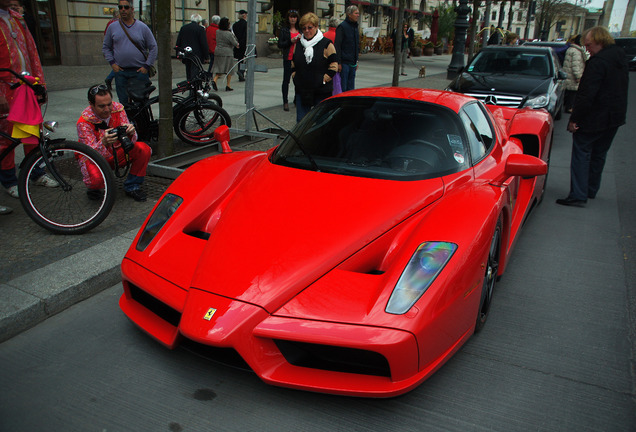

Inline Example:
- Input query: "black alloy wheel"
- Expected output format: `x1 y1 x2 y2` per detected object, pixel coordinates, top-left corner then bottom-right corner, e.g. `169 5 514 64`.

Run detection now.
475 218 501 333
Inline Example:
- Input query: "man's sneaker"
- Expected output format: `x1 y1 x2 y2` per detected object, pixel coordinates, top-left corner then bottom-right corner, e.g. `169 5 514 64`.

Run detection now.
34 174 59 188
86 189 105 201
5 185 18 198
0 205 12 215
125 189 147 202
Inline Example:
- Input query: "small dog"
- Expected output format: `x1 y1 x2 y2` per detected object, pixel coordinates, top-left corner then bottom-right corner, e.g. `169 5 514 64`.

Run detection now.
418 66 426 78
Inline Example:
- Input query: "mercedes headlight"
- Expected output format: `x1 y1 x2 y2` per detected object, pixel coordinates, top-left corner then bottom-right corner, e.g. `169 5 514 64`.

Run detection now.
523 94 550 109
136 193 183 251
386 242 457 315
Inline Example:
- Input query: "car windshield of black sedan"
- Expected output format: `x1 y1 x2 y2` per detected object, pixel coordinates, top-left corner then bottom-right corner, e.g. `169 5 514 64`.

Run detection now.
468 49 551 77
271 98 470 180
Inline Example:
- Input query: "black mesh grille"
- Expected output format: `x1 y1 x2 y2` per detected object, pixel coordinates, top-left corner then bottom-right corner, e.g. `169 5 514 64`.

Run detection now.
129 283 181 327
274 340 391 377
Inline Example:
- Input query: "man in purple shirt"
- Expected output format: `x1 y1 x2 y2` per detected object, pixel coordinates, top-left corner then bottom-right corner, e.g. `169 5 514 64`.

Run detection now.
103 0 157 103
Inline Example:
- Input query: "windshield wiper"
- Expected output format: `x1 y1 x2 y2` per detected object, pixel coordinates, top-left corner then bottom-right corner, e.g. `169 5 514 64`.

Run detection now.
286 130 320 172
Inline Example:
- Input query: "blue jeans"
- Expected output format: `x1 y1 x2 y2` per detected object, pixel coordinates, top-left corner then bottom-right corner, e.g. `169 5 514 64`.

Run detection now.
295 93 329 123
1 166 47 189
340 63 357 92
0 168 17 188
124 174 144 192
568 127 618 200
114 69 151 104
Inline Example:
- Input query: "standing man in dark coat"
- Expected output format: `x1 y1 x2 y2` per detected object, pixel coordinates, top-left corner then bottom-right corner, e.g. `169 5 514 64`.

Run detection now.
176 13 209 80
232 9 247 82
334 5 360 92
556 26 629 207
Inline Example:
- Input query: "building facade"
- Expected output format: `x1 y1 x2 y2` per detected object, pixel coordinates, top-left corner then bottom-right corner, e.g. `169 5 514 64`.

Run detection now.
19 0 608 67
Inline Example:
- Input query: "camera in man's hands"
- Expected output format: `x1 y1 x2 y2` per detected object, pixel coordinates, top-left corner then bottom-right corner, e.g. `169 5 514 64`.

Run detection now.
110 125 134 153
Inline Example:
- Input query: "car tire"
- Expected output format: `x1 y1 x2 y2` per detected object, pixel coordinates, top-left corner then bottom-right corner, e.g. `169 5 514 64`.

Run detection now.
475 218 501 333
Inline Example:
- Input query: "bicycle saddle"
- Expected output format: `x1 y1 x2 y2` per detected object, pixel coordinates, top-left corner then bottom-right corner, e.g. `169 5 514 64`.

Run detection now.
127 81 156 102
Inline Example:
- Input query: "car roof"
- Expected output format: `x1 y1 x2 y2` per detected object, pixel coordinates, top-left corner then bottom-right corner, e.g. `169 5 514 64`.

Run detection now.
523 41 568 46
479 45 553 52
615 37 636 52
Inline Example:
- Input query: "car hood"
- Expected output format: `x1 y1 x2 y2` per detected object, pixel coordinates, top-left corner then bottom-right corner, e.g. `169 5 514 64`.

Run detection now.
451 72 551 96
189 159 444 313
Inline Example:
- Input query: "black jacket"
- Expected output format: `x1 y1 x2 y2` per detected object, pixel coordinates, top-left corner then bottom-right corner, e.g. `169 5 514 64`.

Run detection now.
570 44 629 132
278 27 296 59
233 18 247 59
391 27 415 51
334 18 359 65
175 21 209 61
293 37 335 99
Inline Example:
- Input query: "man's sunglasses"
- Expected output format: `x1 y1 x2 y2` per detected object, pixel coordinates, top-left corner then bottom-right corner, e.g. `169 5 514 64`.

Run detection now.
89 84 109 96
118 4 131 10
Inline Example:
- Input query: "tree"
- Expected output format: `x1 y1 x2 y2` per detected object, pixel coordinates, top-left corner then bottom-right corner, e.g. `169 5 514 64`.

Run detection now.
437 4 458 42
468 0 482 59
534 0 570 40
156 0 174 157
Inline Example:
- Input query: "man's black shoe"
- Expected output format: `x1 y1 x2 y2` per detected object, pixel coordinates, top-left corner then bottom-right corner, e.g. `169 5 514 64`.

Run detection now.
238 77 246 82
126 189 147 202
86 189 105 201
556 197 586 207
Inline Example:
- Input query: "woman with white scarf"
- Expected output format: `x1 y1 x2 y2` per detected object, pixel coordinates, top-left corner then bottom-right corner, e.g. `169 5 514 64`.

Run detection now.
292 13 338 122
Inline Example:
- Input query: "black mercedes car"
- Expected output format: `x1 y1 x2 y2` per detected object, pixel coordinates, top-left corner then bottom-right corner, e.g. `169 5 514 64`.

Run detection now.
614 37 636 70
447 46 567 119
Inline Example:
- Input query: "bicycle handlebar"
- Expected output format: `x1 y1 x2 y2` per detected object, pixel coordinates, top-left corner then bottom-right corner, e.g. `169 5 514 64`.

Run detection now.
0 68 46 96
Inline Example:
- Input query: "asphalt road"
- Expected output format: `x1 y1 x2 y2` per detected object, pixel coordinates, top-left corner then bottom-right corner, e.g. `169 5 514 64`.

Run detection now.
1 78 635 431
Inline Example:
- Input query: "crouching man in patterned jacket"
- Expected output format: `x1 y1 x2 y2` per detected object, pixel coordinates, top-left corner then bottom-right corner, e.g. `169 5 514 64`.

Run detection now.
77 84 151 201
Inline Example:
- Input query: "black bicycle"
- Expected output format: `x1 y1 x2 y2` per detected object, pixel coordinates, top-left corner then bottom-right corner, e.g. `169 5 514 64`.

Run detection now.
0 69 115 234
124 48 232 147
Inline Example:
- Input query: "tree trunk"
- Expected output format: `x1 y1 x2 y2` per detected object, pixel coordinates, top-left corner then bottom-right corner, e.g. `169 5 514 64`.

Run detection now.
468 0 481 60
507 0 515 31
156 0 174 158
621 0 636 36
483 0 492 48
392 0 405 86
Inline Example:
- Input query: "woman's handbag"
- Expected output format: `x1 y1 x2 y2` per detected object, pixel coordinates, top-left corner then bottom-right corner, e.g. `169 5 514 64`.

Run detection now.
332 72 342 96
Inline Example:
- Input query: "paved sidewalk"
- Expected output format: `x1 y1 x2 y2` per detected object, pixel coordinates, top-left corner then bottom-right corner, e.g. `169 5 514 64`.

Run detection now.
0 53 454 342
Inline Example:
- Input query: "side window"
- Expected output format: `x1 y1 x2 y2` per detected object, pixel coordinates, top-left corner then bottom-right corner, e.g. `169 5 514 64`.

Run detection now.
550 51 560 75
459 103 495 164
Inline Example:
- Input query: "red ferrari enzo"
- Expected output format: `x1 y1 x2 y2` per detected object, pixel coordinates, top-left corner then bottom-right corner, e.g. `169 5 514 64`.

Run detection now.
120 88 552 397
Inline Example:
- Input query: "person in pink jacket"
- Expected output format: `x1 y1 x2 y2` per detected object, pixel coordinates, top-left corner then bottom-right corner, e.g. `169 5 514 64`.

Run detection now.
77 84 151 201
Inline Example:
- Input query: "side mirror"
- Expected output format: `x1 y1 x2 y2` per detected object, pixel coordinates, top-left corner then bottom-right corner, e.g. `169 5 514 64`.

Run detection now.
505 153 547 177
214 125 232 153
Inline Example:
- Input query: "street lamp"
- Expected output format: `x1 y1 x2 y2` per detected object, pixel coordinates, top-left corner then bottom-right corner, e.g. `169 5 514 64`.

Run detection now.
447 0 471 80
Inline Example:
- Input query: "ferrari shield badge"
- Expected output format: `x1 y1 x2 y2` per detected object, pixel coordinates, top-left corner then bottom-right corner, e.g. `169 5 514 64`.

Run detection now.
203 308 217 321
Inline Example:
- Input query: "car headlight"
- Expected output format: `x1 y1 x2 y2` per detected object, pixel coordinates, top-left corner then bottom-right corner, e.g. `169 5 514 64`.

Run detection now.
386 242 457 315
523 94 549 109
136 193 183 251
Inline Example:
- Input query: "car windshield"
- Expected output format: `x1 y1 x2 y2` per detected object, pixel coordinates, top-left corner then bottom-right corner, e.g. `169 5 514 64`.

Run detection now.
271 97 470 180
467 50 552 76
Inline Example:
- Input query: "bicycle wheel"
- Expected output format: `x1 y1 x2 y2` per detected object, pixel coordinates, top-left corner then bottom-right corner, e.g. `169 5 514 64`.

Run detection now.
18 140 116 235
174 102 231 146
